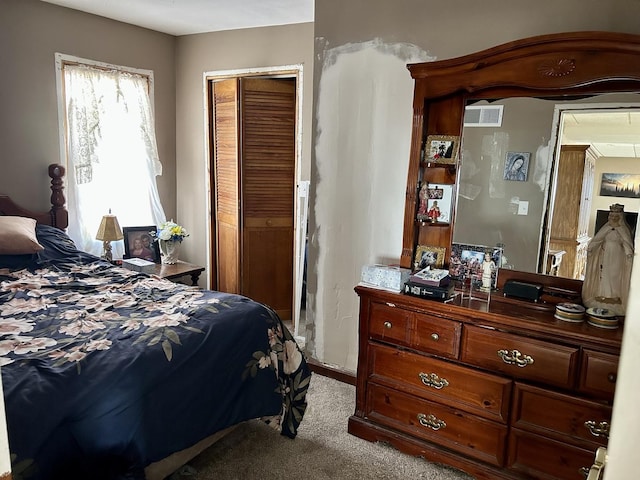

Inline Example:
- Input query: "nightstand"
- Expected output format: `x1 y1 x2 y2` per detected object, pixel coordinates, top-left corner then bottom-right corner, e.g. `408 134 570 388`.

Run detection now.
153 261 205 286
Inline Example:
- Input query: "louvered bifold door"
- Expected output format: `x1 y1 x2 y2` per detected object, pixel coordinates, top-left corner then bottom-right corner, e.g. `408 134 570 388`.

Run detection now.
212 79 241 294
239 78 295 320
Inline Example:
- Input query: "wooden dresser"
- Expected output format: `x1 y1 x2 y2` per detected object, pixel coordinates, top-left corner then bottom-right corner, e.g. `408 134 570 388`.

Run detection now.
348 32 640 480
348 286 621 479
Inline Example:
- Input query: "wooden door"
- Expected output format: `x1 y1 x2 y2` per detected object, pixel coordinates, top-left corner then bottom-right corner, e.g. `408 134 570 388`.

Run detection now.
211 77 295 320
212 79 241 294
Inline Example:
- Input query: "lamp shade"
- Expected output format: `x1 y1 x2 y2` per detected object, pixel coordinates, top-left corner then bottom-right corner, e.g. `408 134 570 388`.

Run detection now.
96 214 124 242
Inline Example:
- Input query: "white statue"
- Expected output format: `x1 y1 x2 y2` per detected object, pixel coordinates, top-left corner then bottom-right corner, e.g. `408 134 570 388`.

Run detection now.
481 252 496 291
582 203 635 316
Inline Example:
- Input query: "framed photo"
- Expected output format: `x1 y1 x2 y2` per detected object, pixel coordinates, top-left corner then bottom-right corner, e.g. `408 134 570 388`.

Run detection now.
122 226 160 263
503 152 530 181
417 183 453 223
449 243 502 289
599 173 640 198
413 245 446 270
425 135 459 164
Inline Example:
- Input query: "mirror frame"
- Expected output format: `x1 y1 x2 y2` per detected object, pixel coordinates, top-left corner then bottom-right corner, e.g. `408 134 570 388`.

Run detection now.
400 31 640 276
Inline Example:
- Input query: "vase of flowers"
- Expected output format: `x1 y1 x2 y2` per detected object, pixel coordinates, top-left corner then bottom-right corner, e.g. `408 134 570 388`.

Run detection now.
155 220 189 265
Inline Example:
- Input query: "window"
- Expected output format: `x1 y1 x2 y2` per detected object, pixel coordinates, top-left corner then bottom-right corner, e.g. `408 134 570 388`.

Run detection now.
56 54 166 258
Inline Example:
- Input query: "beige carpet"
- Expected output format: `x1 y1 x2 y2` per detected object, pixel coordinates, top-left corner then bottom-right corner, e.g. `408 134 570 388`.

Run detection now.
171 373 474 480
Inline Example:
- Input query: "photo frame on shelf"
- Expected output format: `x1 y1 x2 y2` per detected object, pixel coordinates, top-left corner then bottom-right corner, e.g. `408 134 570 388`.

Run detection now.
417 183 453 223
122 226 161 263
503 152 530 181
425 135 459 165
413 245 446 271
449 243 502 289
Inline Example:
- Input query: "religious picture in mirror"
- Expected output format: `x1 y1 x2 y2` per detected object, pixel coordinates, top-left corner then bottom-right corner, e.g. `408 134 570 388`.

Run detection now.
503 152 530 182
417 183 453 223
425 135 458 164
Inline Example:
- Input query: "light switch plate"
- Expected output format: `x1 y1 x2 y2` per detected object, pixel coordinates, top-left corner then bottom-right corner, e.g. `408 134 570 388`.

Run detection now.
517 201 529 215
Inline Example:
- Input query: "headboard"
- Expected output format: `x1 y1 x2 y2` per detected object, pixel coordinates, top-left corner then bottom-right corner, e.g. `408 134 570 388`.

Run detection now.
0 164 68 229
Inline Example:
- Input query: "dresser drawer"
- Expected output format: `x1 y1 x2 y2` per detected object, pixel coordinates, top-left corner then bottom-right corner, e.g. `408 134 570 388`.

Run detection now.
412 311 461 358
369 302 411 346
366 383 508 466
511 383 611 447
370 343 512 423
508 428 596 480
578 349 618 400
461 325 579 389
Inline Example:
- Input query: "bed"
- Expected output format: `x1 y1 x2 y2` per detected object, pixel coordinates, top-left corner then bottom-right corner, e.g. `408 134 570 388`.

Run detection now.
0 164 311 480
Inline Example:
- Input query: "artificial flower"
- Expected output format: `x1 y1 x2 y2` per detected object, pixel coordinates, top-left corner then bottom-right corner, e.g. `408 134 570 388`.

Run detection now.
156 220 189 242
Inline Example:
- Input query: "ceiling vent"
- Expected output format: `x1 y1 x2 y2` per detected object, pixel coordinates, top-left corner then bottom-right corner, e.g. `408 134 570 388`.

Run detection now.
464 105 504 127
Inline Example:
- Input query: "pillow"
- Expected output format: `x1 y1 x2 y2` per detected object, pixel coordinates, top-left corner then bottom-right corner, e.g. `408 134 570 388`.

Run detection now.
0 216 45 254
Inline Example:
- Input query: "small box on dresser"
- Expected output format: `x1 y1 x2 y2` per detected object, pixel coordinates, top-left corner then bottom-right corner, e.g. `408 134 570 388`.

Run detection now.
360 264 410 292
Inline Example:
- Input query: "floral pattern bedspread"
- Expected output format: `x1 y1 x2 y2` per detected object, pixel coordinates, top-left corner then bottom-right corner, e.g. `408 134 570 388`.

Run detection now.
0 255 310 480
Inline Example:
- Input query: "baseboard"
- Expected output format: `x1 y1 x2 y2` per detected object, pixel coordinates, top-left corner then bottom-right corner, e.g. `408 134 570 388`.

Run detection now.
307 358 356 385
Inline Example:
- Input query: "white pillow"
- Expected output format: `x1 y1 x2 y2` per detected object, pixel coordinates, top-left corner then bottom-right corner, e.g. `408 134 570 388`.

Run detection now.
0 216 45 255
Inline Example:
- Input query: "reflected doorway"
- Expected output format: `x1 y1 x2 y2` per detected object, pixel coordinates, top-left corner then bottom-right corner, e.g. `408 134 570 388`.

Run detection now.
544 104 640 279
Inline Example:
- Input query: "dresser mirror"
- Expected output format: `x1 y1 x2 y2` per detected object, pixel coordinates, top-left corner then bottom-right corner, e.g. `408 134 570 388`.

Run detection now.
453 93 640 278
400 32 640 284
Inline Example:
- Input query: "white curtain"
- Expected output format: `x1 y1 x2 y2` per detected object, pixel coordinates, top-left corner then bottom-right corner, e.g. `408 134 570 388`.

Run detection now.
63 64 166 258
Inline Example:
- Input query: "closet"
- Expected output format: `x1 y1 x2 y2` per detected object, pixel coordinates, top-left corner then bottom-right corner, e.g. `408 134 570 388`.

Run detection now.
211 77 295 320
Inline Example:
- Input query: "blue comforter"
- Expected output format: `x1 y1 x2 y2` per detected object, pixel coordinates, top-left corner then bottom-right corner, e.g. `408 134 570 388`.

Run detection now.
0 225 310 480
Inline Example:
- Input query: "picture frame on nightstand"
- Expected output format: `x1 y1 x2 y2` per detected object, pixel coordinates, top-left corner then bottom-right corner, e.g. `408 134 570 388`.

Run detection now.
122 226 161 263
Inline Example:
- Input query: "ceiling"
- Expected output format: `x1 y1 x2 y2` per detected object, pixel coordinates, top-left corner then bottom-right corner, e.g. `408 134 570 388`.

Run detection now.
41 0 314 36
562 110 640 159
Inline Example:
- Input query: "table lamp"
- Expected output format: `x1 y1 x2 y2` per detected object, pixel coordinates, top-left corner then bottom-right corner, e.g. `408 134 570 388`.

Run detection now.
95 210 123 263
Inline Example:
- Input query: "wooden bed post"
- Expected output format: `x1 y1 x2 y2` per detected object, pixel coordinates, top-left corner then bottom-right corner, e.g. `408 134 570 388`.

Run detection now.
48 164 68 229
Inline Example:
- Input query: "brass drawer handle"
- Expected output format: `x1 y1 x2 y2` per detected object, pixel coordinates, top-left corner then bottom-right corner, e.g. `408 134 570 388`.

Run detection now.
417 413 446 431
430 333 439 341
418 372 449 390
584 420 610 439
497 349 534 367
607 372 616 383
383 321 392 329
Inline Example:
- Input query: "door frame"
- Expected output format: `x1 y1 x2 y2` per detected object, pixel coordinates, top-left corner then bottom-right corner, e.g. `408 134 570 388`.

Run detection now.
203 64 306 337
541 101 640 275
